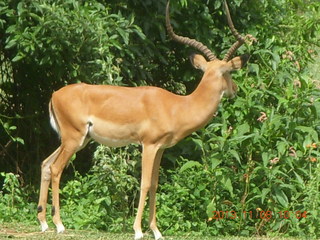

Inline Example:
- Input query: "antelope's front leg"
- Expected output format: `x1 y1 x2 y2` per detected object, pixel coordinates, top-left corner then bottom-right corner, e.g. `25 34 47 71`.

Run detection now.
133 144 161 240
148 149 164 240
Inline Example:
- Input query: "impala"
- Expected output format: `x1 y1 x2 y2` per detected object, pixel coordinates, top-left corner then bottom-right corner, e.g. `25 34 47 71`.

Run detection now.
37 1 252 239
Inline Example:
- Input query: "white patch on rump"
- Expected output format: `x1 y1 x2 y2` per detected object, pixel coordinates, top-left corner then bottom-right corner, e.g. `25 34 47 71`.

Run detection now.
220 91 225 100
50 112 60 134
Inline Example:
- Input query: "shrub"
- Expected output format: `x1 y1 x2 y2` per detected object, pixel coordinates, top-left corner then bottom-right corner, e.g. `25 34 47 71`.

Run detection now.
59 145 140 231
0 172 37 224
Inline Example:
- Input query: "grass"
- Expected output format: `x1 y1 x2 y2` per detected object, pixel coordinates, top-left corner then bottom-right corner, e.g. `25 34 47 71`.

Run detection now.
0 222 306 240
1 222 130 240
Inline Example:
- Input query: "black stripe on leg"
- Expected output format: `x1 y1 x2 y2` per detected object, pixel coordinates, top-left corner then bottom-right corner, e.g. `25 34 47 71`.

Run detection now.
37 205 43 213
51 206 55 216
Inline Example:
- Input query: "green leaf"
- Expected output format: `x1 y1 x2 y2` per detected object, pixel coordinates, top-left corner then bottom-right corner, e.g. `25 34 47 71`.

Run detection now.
12 54 25 62
17 2 25 15
5 39 17 49
14 137 24 145
9 125 17 130
293 171 304 185
192 138 203 149
206 201 215 217
179 160 202 173
222 176 233 196
274 188 288 208
211 158 222 169
117 28 129 45
133 26 146 40
237 123 250 136
214 1 221 9
276 141 287 156
296 126 318 142
262 152 270 167
261 188 270 203
234 0 244 7
229 149 241 165
230 133 255 143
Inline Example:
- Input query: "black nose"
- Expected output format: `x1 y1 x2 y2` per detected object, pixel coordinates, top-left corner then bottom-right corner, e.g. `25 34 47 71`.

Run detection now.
240 54 250 66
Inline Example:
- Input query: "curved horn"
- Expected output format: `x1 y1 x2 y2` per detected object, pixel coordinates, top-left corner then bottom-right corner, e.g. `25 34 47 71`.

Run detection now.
223 0 245 62
166 1 216 61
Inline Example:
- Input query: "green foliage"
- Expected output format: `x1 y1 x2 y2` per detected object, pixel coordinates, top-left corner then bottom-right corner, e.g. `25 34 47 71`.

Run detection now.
0 172 36 224
157 159 213 235
1 0 144 84
0 116 24 145
59 145 140 231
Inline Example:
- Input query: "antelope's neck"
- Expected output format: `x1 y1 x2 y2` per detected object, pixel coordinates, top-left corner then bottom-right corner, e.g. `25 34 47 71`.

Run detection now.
173 73 224 140
190 72 224 117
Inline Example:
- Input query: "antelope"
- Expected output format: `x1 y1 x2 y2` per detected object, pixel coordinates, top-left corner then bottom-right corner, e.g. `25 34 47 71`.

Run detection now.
37 0 252 239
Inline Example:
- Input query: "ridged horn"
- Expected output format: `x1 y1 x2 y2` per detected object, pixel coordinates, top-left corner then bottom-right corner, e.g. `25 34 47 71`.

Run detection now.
166 1 216 61
223 0 245 62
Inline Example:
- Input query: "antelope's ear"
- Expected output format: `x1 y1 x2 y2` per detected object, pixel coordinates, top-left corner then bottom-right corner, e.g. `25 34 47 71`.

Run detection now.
225 54 250 72
190 54 208 72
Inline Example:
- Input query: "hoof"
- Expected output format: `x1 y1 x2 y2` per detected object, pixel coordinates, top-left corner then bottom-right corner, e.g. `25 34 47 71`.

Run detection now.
134 231 143 240
152 229 163 240
40 221 49 232
56 223 65 233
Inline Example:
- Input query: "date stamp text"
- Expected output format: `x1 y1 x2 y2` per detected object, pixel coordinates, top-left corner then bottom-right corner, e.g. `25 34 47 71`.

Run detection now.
208 210 308 221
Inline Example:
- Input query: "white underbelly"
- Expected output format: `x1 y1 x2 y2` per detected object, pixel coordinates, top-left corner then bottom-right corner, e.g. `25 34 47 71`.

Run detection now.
89 128 133 147
87 117 139 147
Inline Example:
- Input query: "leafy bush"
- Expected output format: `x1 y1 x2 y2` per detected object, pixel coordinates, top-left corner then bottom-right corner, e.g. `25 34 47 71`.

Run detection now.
59 145 140 232
1 0 144 84
0 172 36 224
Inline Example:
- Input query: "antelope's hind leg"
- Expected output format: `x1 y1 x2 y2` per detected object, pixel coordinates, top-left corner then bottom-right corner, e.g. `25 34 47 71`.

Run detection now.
50 141 81 233
37 147 61 232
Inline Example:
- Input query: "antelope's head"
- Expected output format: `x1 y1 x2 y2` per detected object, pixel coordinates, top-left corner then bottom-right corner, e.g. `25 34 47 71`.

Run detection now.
166 0 251 98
